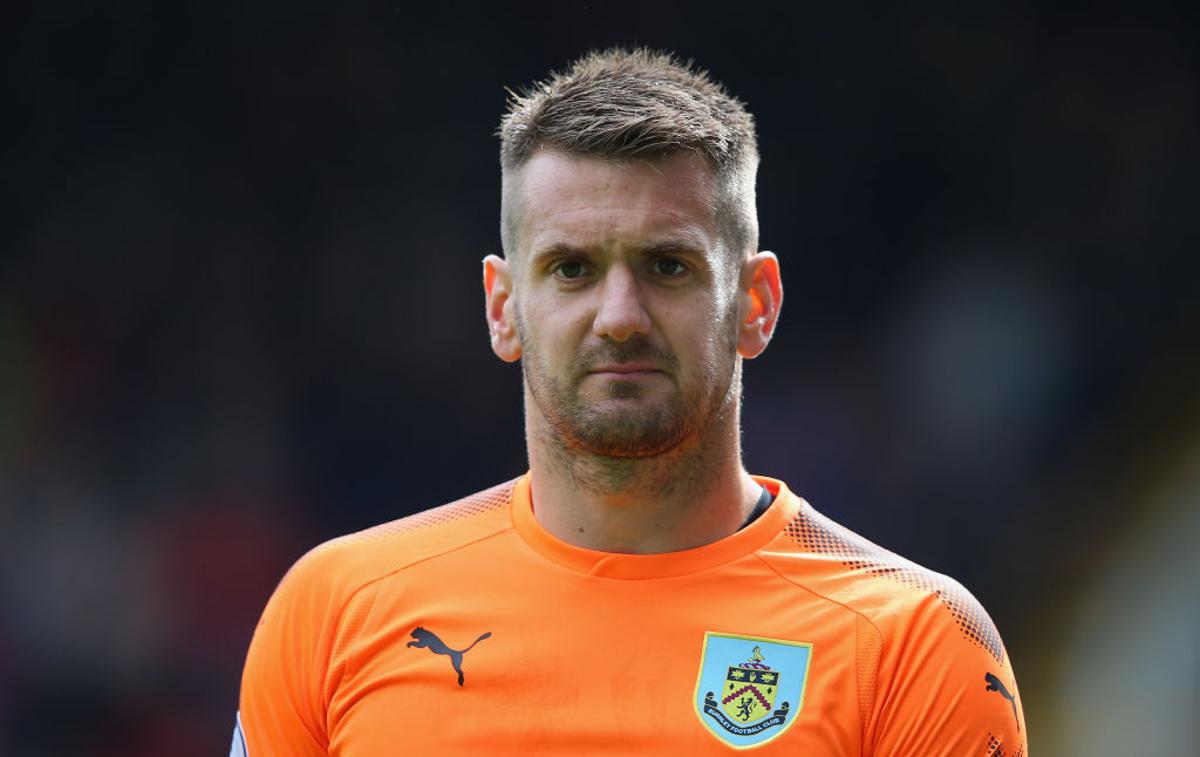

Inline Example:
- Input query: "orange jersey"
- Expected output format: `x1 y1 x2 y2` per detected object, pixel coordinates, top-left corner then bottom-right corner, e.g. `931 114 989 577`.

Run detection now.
235 475 1026 755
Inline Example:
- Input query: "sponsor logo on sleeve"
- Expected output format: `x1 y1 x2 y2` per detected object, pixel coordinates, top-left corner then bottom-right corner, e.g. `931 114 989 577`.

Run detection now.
230 711 247 757
984 672 1020 729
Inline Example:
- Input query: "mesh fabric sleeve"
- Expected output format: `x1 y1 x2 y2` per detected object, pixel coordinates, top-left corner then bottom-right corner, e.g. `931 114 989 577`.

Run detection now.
863 583 1028 756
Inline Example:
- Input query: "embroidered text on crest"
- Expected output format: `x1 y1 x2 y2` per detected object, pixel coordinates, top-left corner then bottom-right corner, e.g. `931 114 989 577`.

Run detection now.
702 646 792 736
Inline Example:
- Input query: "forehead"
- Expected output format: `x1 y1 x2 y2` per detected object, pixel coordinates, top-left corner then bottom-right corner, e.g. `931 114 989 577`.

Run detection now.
512 151 721 254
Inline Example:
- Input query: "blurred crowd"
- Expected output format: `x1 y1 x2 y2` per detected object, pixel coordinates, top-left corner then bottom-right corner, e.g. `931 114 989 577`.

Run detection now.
3 2 1197 754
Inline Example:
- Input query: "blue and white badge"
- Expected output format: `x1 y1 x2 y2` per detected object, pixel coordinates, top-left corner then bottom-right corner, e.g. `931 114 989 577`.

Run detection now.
229 711 248 757
693 631 813 749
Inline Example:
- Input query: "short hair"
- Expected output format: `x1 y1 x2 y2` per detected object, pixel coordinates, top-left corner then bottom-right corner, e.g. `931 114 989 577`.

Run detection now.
498 48 760 260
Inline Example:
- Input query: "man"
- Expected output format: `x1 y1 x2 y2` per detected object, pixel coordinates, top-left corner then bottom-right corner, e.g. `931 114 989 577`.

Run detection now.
234 49 1026 755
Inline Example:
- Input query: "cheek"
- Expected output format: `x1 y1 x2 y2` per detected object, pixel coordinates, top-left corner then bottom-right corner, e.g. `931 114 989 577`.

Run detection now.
670 316 727 376
695 306 741 376
691 293 739 344
519 298 585 363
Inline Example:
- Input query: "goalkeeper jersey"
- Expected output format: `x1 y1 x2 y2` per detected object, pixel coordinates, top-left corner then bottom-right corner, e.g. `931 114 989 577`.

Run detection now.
235 474 1027 755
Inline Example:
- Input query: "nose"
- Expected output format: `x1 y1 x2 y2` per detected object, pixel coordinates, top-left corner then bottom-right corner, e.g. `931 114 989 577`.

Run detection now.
592 264 651 342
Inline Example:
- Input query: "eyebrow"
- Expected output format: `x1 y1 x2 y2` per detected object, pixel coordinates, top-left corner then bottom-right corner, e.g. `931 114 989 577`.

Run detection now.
640 239 706 257
530 237 706 263
528 243 593 267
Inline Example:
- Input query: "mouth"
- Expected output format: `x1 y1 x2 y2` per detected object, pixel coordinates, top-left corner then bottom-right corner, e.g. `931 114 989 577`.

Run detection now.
587 363 663 379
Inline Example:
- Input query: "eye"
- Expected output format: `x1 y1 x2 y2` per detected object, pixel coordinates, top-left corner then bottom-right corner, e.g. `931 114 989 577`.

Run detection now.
652 257 688 277
552 259 589 280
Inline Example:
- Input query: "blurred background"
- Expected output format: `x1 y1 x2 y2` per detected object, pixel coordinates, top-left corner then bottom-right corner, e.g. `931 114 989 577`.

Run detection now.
3 1 1198 754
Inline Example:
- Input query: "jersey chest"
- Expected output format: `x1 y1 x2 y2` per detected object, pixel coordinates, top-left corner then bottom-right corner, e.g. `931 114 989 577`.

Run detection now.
327 550 865 755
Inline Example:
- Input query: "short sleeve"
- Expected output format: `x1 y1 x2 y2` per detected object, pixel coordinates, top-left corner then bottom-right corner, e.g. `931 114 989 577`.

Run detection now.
865 584 1027 756
237 547 340 756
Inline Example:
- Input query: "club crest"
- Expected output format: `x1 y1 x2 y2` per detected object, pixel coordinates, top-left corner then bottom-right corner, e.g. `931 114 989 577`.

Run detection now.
693 632 813 749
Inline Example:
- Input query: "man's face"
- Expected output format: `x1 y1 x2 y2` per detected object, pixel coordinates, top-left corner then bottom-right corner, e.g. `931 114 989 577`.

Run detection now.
505 151 743 458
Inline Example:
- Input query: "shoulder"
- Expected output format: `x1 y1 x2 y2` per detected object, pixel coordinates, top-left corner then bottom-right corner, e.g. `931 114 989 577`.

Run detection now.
765 497 1026 752
275 478 519 614
237 480 520 752
765 497 1005 665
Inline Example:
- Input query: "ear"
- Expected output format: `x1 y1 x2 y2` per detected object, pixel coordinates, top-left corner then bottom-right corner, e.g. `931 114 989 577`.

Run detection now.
736 251 783 359
483 254 522 362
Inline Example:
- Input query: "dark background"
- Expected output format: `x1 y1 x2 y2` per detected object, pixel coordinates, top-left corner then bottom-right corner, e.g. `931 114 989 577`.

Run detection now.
3 2 1198 754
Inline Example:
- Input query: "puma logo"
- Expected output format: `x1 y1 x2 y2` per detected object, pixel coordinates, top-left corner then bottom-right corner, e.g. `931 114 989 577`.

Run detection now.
984 672 1019 729
407 627 492 686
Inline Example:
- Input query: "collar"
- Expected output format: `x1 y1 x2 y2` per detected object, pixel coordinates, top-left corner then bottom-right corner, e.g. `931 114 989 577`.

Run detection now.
509 473 801 580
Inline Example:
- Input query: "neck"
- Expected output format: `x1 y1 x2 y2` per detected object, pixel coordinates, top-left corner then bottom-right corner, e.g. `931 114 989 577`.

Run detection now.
523 384 761 554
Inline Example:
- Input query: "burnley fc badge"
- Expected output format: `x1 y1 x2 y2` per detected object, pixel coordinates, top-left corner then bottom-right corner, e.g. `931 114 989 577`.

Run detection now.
693 632 813 748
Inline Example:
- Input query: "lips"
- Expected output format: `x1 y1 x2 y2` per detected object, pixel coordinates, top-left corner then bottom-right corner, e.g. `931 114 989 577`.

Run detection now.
589 363 661 375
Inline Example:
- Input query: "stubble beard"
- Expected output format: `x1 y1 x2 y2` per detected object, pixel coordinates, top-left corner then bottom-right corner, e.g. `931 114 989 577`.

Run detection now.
519 317 742 496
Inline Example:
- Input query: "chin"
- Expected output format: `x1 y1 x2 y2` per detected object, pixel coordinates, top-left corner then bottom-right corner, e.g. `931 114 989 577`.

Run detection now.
569 417 690 458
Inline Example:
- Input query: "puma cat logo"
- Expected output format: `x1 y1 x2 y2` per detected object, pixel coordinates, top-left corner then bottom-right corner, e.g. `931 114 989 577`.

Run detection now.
407 627 492 686
984 672 1019 729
